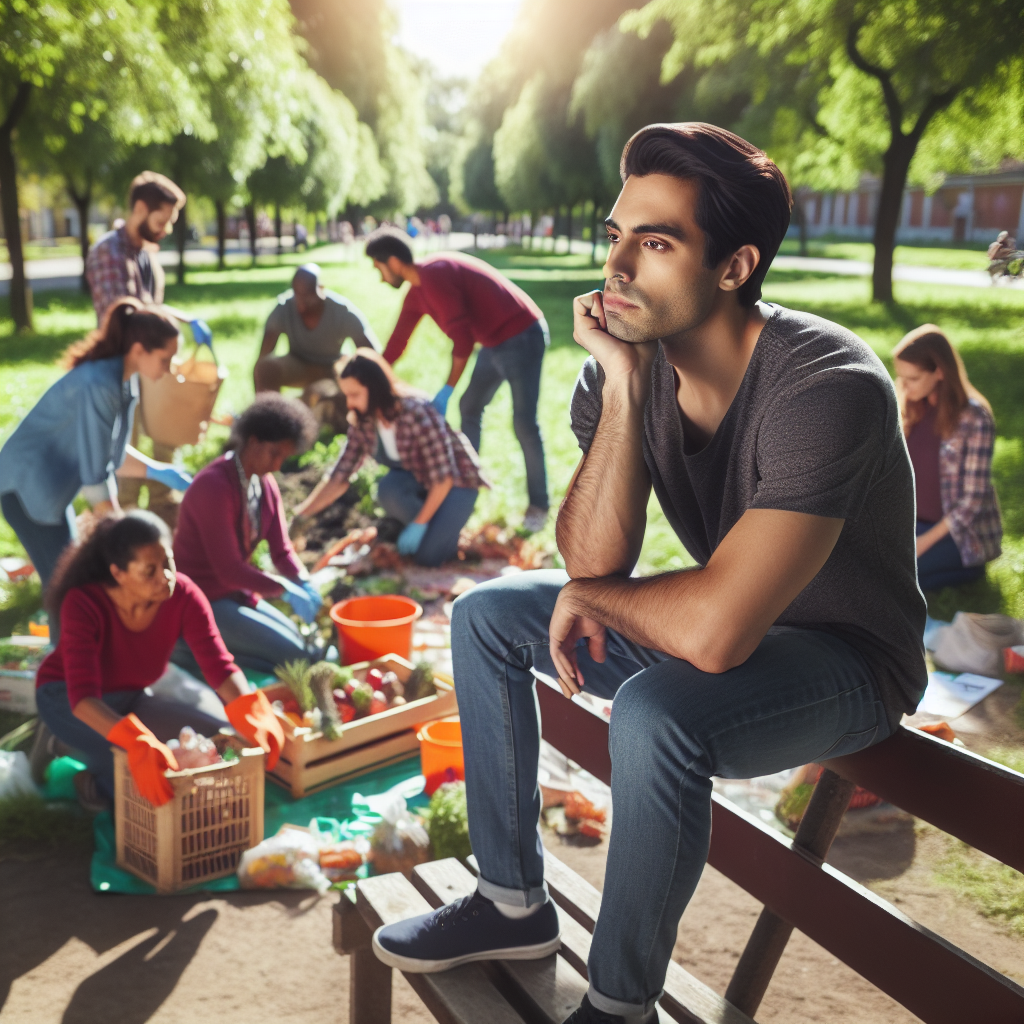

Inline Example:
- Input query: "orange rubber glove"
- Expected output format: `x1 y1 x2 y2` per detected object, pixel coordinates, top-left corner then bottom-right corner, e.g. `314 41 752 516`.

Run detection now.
106 714 179 807
225 690 284 769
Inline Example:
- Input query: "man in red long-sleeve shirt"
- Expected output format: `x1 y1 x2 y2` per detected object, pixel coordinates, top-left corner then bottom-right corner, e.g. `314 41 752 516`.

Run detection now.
366 229 549 531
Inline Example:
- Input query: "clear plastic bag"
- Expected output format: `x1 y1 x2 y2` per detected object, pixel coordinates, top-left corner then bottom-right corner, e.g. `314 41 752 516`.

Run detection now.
237 828 331 894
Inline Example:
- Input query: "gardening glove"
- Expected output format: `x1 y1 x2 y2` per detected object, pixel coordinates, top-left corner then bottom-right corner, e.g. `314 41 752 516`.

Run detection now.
431 384 454 415
397 521 427 556
190 319 213 347
107 714 178 807
280 576 320 623
300 578 323 610
225 690 283 770
146 463 194 491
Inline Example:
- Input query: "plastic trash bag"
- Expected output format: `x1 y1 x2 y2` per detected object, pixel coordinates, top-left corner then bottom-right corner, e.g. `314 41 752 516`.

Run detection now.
932 612 1024 676
356 777 430 878
0 750 38 799
237 828 331 894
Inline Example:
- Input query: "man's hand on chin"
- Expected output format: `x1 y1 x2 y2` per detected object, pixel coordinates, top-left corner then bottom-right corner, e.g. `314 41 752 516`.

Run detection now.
573 290 657 379
548 580 608 699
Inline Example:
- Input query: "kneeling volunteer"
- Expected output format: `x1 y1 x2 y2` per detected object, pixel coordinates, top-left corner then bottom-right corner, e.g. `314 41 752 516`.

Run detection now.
34 511 283 811
172 394 323 674
295 351 485 567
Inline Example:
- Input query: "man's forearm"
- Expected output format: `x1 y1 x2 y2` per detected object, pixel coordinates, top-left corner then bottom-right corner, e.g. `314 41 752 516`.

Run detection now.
446 355 469 388
557 379 651 579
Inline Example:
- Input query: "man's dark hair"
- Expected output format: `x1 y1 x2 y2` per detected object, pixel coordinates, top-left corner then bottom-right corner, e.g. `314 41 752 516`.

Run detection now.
129 171 186 212
228 393 318 453
293 263 322 291
364 228 414 266
620 123 792 307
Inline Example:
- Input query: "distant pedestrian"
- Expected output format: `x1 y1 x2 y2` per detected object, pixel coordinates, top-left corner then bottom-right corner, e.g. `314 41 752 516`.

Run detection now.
986 230 1019 283
365 228 549 532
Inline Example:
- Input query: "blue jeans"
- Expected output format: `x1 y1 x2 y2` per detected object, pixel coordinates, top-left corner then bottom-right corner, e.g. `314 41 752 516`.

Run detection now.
172 597 313 676
35 680 229 797
459 319 549 510
451 571 893 1016
916 520 985 591
1 492 76 641
377 468 478 567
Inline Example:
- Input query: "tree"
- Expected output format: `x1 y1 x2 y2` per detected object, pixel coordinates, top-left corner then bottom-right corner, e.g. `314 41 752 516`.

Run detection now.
625 0 1024 302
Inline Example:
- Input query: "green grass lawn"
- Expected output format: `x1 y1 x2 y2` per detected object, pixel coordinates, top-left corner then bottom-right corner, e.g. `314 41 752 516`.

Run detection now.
2 242 1022 620
776 237 993 271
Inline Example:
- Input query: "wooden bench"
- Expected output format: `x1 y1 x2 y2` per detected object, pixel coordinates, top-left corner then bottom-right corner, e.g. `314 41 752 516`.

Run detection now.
334 675 1024 1023
334 849 757 1024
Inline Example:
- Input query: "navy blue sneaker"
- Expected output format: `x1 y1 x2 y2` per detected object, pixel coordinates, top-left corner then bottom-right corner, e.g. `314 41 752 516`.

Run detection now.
372 890 561 972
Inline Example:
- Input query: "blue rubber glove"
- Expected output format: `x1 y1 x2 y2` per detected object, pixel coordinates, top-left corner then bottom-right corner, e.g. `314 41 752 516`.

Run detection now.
300 579 323 610
431 384 454 415
145 464 194 491
190 319 213 347
397 522 427 556
280 577 320 624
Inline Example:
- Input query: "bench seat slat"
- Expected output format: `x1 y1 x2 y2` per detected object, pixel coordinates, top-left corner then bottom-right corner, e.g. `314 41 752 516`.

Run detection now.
355 873 525 1024
708 794 1024 1024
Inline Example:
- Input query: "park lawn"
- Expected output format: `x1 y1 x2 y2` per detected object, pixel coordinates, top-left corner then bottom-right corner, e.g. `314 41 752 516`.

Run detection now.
1 243 1021 619
776 238 993 271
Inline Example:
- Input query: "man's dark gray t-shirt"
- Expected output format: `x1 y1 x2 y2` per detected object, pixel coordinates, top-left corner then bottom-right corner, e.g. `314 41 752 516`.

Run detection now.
570 304 927 722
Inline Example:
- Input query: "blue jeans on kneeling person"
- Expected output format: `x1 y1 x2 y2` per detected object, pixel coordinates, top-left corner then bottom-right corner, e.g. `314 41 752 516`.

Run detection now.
451 570 894 1019
377 468 477 567
916 519 985 591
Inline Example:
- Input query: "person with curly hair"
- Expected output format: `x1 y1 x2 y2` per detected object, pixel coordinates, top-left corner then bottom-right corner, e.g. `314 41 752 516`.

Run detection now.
0 299 193 603
172 394 323 674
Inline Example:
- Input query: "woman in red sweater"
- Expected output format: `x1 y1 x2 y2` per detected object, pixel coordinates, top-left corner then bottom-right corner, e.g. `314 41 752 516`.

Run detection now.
34 511 283 811
172 394 322 674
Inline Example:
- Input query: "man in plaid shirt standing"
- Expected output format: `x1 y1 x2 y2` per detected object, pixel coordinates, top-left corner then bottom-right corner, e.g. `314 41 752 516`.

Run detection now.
86 172 189 526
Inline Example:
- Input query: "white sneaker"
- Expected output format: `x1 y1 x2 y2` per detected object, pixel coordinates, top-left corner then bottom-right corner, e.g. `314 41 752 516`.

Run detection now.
522 505 549 533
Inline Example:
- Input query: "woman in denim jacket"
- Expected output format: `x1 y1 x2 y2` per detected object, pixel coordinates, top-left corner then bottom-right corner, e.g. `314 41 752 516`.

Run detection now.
894 325 1002 591
0 299 192 596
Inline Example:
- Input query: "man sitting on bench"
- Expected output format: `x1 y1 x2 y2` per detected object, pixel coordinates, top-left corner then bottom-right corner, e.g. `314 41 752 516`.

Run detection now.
371 123 927 1024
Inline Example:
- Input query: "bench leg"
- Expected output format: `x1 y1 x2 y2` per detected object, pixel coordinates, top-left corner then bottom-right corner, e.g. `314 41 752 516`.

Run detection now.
350 946 392 1024
724 768 856 1016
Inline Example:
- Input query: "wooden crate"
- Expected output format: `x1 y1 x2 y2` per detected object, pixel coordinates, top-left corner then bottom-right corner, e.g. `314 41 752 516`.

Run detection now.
263 654 458 799
113 738 265 894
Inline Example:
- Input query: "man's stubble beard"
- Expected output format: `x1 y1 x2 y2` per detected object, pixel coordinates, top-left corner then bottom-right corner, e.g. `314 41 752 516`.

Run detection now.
603 282 716 346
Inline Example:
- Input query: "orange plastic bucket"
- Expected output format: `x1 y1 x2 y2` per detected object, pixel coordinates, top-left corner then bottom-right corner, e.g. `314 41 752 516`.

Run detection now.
330 595 422 664
417 717 463 795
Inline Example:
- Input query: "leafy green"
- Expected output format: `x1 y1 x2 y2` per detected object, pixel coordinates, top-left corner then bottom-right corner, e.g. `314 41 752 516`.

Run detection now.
427 782 472 862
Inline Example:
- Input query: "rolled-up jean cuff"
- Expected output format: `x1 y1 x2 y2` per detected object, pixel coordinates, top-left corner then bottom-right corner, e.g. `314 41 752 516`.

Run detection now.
476 874 548 908
587 985 662 1020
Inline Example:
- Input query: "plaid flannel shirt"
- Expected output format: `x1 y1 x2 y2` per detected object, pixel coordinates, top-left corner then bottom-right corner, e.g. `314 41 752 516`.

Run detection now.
939 400 1002 566
328 396 487 492
85 227 164 324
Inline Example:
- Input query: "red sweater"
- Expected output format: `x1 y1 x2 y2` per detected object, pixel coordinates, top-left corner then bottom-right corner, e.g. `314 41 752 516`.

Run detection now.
37 574 238 708
172 454 305 607
382 252 542 363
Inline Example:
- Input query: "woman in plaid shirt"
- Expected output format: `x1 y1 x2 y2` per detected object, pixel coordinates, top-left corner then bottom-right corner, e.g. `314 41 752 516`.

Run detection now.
894 325 1002 590
295 352 485 566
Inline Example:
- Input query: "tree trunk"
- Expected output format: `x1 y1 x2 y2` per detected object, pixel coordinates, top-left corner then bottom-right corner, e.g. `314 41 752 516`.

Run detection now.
245 204 257 265
66 175 93 294
566 205 573 255
175 207 187 286
872 137 915 303
275 204 282 256
590 200 599 265
791 191 808 257
0 82 33 331
215 199 226 271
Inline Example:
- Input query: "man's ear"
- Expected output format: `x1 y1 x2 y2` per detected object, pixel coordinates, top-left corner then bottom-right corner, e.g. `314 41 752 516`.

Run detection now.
386 255 404 276
718 244 761 295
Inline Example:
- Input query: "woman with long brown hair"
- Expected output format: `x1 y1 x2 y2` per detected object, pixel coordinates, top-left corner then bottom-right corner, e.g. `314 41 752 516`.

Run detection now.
893 324 1002 590
294 350 485 566
0 298 194 601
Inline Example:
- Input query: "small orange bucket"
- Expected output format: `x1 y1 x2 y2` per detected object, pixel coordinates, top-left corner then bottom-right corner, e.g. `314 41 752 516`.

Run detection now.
329 595 423 664
417 717 463 795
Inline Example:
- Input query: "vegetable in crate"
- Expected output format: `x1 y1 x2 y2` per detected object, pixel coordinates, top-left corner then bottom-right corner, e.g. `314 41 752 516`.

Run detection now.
275 659 315 713
310 663 345 740
427 781 472 862
380 671 404 702
350 680 375 716
404 662 437 702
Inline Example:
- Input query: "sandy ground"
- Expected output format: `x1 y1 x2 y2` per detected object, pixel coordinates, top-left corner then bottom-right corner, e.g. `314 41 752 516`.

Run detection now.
2 684 1021 1024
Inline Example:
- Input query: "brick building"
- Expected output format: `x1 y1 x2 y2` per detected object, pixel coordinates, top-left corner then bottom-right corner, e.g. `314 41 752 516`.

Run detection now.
798 164 1024 244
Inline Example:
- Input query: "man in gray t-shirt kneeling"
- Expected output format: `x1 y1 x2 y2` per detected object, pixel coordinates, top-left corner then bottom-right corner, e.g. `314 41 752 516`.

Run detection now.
253 263 378 394
369 124 927 1024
